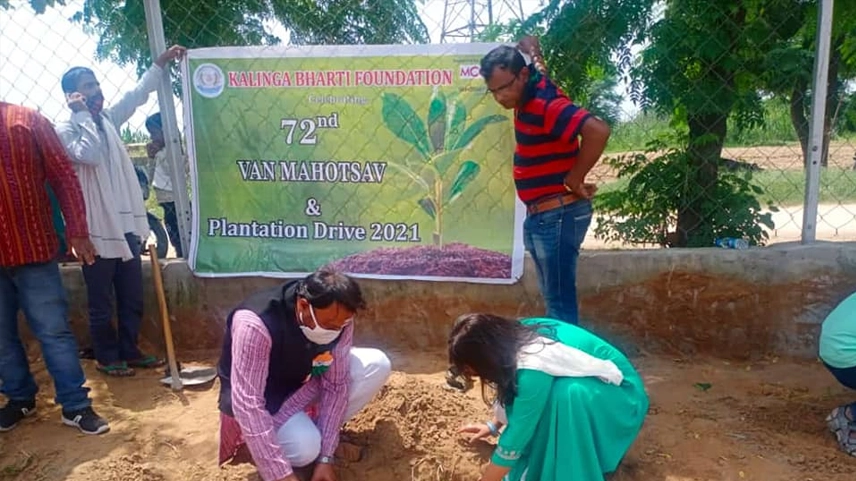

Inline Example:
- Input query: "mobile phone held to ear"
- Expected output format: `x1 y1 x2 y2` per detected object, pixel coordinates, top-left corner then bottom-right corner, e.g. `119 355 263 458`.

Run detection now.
66 92 86 103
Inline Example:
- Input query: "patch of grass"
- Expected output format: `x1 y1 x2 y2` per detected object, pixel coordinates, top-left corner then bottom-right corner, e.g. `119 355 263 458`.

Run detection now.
0 451 35 478
754 168 856 206
597 168 856 208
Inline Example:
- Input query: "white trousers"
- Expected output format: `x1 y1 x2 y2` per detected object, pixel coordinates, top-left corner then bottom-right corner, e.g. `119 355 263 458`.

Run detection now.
275 347 391 467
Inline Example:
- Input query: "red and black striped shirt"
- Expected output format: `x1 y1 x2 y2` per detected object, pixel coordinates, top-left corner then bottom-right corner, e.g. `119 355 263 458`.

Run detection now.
513 68 592 204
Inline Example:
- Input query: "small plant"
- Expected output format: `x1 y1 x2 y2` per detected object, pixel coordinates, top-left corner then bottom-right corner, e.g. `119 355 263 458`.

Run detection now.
381 89 507 246
593 135 777 247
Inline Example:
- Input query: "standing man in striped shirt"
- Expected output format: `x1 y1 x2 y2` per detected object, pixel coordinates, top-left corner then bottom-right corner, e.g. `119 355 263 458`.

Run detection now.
0 102 108 435
481 38 611 325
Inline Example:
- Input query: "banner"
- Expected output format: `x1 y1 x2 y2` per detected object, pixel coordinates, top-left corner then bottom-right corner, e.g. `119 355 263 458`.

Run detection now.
182 43 524 283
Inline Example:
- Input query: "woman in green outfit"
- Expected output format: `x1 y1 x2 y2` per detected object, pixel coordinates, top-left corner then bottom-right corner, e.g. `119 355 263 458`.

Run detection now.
450 313 649 481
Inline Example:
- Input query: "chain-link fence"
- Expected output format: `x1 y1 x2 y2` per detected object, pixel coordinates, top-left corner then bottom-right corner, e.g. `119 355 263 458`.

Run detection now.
1 0 853 263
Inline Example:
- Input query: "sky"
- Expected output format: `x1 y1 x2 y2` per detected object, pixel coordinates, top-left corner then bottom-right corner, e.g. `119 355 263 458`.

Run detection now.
0 0 632 136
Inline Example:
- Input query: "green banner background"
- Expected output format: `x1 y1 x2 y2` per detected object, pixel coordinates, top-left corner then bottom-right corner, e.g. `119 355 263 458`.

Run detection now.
184 46 522 282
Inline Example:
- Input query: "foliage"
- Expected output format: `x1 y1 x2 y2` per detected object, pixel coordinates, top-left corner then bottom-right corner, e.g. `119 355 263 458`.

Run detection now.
380 89 507 246
620 0 802 246
758 1 856 166
477 19 623 126
594 136 777 247
521 0 655 104
25 0 430 78
0 0 62 12
120 126 150 144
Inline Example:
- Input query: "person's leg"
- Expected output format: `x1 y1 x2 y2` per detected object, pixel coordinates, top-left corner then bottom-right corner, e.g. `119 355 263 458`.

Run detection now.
554 199 593 323
343 348 392 420
274 412 322 467
14 261 91 412
81 255 125 370
524 200 592 324
274 348 390 464
114 233 149 365
522 215 548 306
160 201 183 258
823 362 856 456
0 266 39 430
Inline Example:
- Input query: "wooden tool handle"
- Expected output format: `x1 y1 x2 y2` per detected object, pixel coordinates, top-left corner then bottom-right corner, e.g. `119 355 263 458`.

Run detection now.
149 244 182 390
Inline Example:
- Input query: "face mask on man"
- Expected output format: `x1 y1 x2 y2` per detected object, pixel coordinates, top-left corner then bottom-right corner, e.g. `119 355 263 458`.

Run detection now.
299 304 343 345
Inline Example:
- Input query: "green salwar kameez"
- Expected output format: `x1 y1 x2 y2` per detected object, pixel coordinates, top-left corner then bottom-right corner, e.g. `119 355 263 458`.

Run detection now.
491 318 649 481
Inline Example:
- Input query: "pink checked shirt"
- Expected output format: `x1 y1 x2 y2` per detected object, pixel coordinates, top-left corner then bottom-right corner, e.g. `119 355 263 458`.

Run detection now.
219 310 353 481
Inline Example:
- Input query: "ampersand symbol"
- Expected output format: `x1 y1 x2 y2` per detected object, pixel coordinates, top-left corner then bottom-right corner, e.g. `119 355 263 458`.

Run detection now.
304 198 322 217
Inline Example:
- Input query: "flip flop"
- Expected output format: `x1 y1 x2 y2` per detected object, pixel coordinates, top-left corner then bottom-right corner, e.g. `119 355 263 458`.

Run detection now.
127 355 166 369
96 362 136 377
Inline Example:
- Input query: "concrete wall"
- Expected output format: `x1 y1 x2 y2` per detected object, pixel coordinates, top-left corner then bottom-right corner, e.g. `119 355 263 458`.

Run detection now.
54 242 856 360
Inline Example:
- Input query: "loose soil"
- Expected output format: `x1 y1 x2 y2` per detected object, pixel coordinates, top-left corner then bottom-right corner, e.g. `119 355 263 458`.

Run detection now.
1 349 854 481
327 243 512 279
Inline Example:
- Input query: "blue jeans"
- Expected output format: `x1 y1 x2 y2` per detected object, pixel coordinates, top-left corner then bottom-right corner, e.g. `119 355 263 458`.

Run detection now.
0 261 91 411
523 199 593 325
81 233 144 365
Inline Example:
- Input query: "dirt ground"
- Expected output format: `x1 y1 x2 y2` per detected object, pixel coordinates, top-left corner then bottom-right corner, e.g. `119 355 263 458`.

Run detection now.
590 141 856 183
1 348 854 481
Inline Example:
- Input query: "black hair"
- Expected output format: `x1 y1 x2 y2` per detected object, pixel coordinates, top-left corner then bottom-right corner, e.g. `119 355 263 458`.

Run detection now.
479 45 527 81
448 313 551 407
297 269 367 312
145 112 162 133
61 67 95 94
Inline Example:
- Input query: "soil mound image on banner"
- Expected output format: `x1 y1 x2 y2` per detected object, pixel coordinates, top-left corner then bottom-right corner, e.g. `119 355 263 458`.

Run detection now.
182 43 523 283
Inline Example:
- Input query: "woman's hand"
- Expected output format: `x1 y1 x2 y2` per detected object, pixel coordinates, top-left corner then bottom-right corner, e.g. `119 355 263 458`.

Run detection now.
458 422 494 445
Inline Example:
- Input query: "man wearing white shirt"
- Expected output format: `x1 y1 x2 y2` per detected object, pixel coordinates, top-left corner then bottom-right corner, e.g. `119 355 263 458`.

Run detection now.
145 112 185 258
56 45 185 377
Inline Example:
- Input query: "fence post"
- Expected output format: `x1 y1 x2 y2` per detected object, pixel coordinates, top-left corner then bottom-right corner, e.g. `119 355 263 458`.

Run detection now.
801 0 835 244
143 0 191 258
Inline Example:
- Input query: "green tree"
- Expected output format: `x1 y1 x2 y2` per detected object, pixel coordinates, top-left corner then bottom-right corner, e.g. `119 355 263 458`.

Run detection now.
478 18 625 126
762 1 856 167
633 1 806 246
524 0 808 246
6 0 429 77
0 0 61 13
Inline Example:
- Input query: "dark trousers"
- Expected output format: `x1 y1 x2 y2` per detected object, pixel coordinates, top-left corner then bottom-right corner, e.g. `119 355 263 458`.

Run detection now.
160 201 183 258
825 362 856 390
824 362 856 412
81 233 144 365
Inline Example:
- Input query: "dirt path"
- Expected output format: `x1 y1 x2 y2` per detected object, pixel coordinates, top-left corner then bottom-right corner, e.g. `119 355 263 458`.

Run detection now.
1 349 854 481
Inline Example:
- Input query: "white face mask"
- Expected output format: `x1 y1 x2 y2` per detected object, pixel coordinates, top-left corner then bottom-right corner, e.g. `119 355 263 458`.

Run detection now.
299 305 343 345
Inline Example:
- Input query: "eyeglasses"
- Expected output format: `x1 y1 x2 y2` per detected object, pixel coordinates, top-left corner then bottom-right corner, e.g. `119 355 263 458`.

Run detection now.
486 74 519 95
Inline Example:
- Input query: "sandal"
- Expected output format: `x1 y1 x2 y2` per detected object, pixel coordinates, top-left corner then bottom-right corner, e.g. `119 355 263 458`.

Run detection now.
127 355 166 369
96 362 136 377
826 406 854 433
833 427 856 457
826 405 856 457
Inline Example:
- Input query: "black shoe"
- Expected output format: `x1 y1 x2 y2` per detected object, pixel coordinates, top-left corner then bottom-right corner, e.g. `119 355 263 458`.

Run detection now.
0 399 36 432
61 406 110 435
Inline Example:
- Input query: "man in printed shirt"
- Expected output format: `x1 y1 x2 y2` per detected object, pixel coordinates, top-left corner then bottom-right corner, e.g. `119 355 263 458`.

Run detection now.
218 269 391 481
481 38 610 325
0 102 108 435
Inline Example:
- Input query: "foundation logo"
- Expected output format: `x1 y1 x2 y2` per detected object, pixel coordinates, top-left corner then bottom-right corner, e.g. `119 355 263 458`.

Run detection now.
193 63 225 99
459 64 481 80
